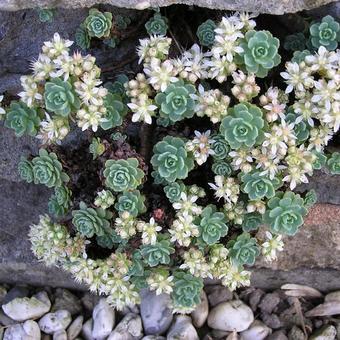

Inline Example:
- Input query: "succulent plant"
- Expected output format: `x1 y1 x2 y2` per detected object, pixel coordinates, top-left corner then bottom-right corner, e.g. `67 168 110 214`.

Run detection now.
242 213 263 232
327 152 340 175
37 8 55 23
241 171 278 200
309 15 340 51
5 102 41 137
115 190 146 217
89 137 105 160
75 24 91 50
155 80 196 124
72 201 112 238
264 191 307 235
220 103 264 149
94 190 115 210
197 205 228 245
286 110 310 143
196 19 216 47
228 233 260 265
211 134 230 160
141 238 175 267
164 181 186 203
114 14 132 30
312 151 327 170
145 13 168 36
100 93 127 130
104 158 144 192
18 158 34 183
48 185 72 217
105 74 129 102
32 149 69 188
44 78 80 117
291 49 311 64
84 8 113 38
237 30 281 77
171 271 203 310
304 189 317 210
212 160 232 176
104 37 120 49
96 229 123 249
283 32 306 51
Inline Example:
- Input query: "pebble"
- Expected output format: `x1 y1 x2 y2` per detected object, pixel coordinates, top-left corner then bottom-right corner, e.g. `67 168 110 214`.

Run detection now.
310 325 337 340
140 289 173 335
0 285 7 304
81 318 94 340
240 320 272 340
288 326 305 340
67 315 84 340
142 336 166 339
167 315 199 340
33 291 52 310
261 312 282 329
266 330 288 340
2 296 50 321
81 293 100 314
53 330 67 340
38 310 72 334
249 289 265 312
108 313 143 340
258 293 280 314
191 290 209 328
92 298 115 339
3 320 40 340
52 289 82 316
325 291 340 303
208 300 254 332
0 309 16 326
2 286 29 304
205 285 233 307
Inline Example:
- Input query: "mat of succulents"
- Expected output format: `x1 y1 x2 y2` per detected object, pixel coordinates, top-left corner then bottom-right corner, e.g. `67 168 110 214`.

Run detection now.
1 7 340 314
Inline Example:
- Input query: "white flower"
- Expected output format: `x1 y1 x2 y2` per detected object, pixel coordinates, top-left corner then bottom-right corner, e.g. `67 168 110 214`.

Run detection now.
31 54 55 81
209 176 239 203
312 79 340 112
37 112 69 144
137 35 172 64
42 32 73 58
0 95 5 117
18 75 43 107
305 46 338 73
137 218 162 245
127 94 157 124
320 101 340 132
186 130 215 165
261 231 284 262
172 192 202 215
206 55 237 83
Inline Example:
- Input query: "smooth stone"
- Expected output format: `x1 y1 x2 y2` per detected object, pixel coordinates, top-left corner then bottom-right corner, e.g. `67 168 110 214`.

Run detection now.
38 310 72 335
142 337 166 340
81 293 100 314
266 330 288 340
53 330 67 340
0 286 7 304
310 325 337 340
166 315 199 340
240 320 272 340
249 289 265 312
325 291 340 303
3 320 41 340
42 335 52 340
208 300 254 332
2 286 29 304
2 296 50 322
67 316 84 340
205 285 233 307
0 310 16 326
108 313 143 340
82 318 94 340
258 293 280 314
140 289 173 335
191 290 209 328
33 291 52 310
92 299 115 339
52 289 82 316
288 326 305 340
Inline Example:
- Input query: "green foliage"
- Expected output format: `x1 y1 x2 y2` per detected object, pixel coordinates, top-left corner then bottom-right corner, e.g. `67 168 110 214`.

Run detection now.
114 14 132 30
237 30 281 77
241 171 278 200
164 181 186 203
89 137 105 160
37 8 55 23
96 229 124 249
155 80 196 124
115 190 146 217
5 102 40 137
212 160 232 176
220 103 264 149
151 136 195 183
242 213 262 232
141 239 175 267
228 233 260 265
283 32 306 51
72 201 112 238
94 190 115 210
211 134 230 160
48 185 72 217
312 151 327 170
286 110 310 143
145 13 168 36
100 93 127 130
84 8 113 38
196 19 216 47
105 74 129 102
327 152 340 174
309 15 340 51
198 205 228 245
18 157 34 183
75 24 91 50
104 37 120 49
264 191 307 235
44 78 80 117
104 158 144 192
304 189 317 210
32 149 69 188
291 49 311 64
171 271 203 309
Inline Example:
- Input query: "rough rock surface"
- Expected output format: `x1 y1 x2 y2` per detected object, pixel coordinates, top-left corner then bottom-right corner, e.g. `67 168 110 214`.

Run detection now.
0 0 338 15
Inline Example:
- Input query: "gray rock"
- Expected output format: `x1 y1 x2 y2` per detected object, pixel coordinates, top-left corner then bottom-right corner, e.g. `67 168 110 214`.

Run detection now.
266 330 288 340
52 289 82 316
249 289 265 312
166 315 199 340
240 320 272 340
0 286 7 304
142 337 165 340
108 313 143 340
205 285 233 307
2 296 50 321
258 293 281 314
92 299 115 339
325 291 340 303
288 326 305 340
191 290 208 328
38 310 72 334
3 320 40 340
140 290 173 335
53 330 67 340
2 286 29 304
0 0 337 15
67 316 84 340
0 310 16 326
81 293 100 314
208 300 254 332
261 313 282 329
33 291 52 310
310 325 337 340
81 318 94 340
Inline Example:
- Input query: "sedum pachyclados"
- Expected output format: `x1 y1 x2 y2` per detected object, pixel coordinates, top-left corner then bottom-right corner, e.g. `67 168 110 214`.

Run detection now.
13 11 340 314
